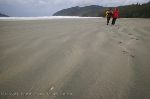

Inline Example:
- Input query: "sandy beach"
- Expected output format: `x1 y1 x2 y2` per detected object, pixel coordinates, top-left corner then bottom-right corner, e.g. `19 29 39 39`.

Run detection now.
0 18 150 99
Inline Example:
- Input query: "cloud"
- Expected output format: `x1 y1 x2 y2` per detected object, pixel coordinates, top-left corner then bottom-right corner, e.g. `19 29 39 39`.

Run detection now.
1 0 149 6
0 0 149 16
0 0 149 7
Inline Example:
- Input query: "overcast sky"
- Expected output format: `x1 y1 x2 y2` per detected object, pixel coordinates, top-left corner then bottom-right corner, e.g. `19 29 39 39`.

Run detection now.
0 0 149 17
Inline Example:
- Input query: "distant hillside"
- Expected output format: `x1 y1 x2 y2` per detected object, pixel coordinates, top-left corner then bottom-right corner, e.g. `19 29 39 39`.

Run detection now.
53 5 106 17
53 2 150 18
0 13 9 17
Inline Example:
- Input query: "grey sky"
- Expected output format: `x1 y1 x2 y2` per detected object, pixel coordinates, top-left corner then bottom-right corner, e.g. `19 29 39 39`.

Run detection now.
0 0 149 17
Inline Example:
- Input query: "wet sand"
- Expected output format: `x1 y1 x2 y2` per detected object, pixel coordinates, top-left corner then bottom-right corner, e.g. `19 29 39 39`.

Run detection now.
0 18 150 99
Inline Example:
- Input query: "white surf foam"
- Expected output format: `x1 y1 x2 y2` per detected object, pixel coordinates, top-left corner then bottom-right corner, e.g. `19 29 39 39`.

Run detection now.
0 16 102 21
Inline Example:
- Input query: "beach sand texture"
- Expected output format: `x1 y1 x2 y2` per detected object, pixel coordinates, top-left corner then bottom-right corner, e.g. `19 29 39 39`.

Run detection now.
0 18 150 99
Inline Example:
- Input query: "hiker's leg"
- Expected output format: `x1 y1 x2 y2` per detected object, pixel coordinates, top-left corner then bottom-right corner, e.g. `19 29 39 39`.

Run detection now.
113 18 117 25
107 17 110 25
112 18 115 25
107 18 108 25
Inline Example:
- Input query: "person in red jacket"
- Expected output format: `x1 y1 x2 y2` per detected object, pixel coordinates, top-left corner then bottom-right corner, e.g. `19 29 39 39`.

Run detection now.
112 8 119 25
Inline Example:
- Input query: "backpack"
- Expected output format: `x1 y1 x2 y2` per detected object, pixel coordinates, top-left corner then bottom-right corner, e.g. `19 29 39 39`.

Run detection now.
106 11 112 17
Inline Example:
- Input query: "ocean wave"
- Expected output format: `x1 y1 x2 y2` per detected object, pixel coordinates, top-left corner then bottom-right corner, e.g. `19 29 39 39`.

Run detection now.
0 16 102 20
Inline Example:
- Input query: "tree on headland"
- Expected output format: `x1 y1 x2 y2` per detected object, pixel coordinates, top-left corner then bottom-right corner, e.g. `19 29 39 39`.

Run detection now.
119 2 150 18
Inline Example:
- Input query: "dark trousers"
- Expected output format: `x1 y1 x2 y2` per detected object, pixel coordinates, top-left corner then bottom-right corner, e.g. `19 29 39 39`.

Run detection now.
112 18 117 25
107 17 111 25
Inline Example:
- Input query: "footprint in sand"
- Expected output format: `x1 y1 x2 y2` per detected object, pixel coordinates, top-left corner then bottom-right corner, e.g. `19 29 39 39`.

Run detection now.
122 50 129 54
131 37 139 40
118 41 122 44
128 33 133 35
118 41 124 46
127 33 139 40
130 55 135 58
135 38 139 40
122 51 135 58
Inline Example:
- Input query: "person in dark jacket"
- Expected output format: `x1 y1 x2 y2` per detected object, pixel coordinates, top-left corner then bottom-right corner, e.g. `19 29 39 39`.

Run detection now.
105 8 113 25
112 8 119 25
